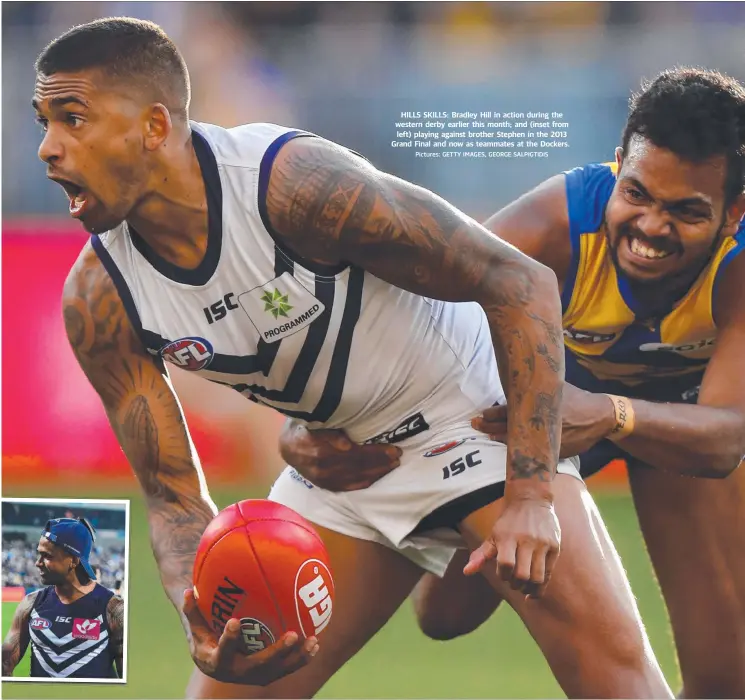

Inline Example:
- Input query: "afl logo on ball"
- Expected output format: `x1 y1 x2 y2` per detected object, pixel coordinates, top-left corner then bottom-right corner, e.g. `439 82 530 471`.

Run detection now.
294 559 334 637
239 617 275 655
160 337 214 371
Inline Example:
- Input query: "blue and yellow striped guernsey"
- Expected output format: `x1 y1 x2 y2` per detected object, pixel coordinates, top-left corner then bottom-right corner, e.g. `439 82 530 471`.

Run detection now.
561 161 745 389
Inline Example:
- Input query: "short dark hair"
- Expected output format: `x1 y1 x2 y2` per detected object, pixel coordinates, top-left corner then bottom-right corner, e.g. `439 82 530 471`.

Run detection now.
35 17 190 119
621 67 745 205
75 562 92 586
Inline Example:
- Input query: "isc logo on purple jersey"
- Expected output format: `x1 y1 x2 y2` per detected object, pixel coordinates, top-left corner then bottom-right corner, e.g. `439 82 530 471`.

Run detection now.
160 337 214 371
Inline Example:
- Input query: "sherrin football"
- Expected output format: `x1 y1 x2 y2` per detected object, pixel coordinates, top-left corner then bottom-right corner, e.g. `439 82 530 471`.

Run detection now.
192 499 335 654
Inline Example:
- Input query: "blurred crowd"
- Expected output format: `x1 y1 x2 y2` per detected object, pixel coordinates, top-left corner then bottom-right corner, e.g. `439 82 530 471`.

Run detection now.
2 502 127 532
2 503 127 594
2 536 126 595
4 1 745 220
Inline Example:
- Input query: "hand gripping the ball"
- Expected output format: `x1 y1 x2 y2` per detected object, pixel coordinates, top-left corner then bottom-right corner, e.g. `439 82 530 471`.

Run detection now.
183 589 318 686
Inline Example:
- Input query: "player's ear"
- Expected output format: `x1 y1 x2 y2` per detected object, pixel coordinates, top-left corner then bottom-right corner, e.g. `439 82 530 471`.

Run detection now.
143 103 172 152
614 146 624 173
723 192 745 237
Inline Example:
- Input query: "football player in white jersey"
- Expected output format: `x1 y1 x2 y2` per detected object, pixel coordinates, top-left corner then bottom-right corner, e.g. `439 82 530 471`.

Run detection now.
34 17 670 699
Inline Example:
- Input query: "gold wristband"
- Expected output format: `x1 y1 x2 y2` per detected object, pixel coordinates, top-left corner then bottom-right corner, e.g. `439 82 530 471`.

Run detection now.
605 394 635 441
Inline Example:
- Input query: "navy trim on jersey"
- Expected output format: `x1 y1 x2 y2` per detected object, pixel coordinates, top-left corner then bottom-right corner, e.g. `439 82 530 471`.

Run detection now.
127 129 223 286
616 273 645 316
29 584 116 679
91 235 148 348
561 163 616 312
254 266 364 422
257 130 349 277
142 327 269 375
713 224 745 318
234 275 336 403
140 248 296 376
252 251 295 377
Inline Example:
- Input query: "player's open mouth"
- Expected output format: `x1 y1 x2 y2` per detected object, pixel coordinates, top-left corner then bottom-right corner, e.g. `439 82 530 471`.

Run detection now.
51 177 91 219
627 235 674 262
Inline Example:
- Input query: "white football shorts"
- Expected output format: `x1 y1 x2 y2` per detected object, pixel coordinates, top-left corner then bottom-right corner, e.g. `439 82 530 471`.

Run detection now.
268 424 581 576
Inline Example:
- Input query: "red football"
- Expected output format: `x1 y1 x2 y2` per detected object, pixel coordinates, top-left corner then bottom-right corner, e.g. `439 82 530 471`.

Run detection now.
192 499 334 655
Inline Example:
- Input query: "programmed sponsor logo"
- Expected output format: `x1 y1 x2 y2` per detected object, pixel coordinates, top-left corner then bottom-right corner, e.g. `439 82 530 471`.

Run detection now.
239 272 326 343
160 337 214 371
263 304 322 340
294 559 334 637
364 412 430 445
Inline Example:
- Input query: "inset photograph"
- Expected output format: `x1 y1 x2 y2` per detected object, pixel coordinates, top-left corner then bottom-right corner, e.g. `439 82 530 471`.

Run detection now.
1 498 129 683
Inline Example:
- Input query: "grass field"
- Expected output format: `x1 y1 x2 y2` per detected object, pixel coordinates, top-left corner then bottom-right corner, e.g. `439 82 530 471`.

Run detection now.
2 484 680 698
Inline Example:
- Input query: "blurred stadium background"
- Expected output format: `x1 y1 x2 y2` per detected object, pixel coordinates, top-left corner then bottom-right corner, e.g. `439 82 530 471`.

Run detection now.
2 1 744 697
2 500 127 678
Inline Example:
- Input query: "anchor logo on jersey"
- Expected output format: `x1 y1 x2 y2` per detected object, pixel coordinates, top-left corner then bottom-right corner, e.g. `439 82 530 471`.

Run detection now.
160 337 214 371
72 618 101 640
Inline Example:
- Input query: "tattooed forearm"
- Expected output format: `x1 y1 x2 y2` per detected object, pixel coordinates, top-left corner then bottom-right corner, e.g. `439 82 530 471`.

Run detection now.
109 388 215 623
107 595 125 678
2 631 22 676
63 244 217 630
511 450 552 482
2 592 35 675
266 137 565 495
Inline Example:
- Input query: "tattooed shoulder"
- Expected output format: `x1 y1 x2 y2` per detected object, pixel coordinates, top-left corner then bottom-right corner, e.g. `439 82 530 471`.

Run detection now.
265 135 372 264
62 241 142 367
107 594 125 634
18 591 39 616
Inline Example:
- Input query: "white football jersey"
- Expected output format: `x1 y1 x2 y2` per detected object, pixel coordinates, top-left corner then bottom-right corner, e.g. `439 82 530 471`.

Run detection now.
92 121 504 449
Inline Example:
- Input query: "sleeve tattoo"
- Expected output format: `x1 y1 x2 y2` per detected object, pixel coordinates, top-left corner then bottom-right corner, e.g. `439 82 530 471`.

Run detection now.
266 138 564 489
107 594 125 677
2 592 36 676
63 248 216 629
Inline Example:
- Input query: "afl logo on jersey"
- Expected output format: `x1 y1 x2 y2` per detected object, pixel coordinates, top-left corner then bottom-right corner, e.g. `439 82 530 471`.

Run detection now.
30 617 52 630
160 337 214 371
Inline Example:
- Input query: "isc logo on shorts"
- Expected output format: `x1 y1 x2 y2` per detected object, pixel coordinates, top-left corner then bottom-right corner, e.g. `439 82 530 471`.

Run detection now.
294 559 333 637
160 337 214 370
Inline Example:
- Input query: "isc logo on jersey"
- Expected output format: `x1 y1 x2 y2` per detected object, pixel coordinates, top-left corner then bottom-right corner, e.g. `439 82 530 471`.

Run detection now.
239 272 326 343
294 559 334 637
160 337 214 370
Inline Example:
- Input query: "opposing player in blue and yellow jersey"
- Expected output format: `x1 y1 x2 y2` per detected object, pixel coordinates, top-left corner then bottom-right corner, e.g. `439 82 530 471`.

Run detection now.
280 67 745 697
